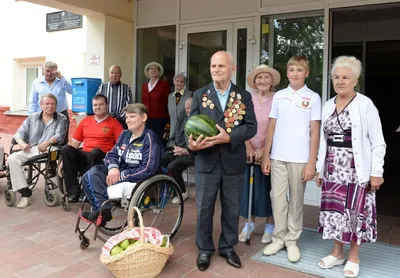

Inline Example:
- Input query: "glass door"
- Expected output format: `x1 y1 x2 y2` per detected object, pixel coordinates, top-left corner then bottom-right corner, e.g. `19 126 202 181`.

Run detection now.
233 21 257 91
260 13 324 94
179 20 256 92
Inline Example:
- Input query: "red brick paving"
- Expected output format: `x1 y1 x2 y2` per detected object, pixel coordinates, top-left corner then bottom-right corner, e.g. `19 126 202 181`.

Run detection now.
0 132 397 277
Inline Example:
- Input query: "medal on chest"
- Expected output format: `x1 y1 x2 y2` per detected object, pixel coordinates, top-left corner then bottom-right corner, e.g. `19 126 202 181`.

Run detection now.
223 91 246 133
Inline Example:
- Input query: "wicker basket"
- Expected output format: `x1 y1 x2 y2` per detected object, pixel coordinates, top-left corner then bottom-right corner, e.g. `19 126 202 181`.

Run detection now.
100 206 174 278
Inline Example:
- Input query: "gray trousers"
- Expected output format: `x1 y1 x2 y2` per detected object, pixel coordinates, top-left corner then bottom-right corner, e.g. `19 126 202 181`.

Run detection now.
8 146 40 191
195 162 245 255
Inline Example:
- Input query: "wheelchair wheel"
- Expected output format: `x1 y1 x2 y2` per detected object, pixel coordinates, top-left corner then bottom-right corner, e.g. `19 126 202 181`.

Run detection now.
4 174 16 207
128 174 184 239
43 191 59 207
61 199 71 211
99 205 128 236
5 188 16 207
80 237 90 250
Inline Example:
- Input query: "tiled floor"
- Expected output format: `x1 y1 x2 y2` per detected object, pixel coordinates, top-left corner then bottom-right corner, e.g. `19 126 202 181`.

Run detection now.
0 131 399 277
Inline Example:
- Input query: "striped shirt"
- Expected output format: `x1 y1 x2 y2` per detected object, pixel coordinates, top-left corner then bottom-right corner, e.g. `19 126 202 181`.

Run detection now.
96 82 133 119
14 112 68 146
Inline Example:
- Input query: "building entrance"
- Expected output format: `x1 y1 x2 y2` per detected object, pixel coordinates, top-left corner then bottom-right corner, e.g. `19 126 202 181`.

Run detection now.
332 3 400 217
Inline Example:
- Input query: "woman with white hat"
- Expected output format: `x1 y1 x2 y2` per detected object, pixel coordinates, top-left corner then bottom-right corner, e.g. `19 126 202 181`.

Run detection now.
238 64 280 244
141 61 171 142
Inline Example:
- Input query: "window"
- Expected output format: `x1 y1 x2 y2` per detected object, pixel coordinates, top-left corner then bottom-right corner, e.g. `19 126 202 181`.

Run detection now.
25 67 39 107
136 26 176 102
261 14 324 94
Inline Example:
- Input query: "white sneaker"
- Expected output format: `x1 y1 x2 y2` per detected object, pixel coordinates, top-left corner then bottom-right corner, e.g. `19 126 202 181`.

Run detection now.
172 191 189 204
261 232 272 244
263 243 284 256
17 197 30 209
287 246 301 262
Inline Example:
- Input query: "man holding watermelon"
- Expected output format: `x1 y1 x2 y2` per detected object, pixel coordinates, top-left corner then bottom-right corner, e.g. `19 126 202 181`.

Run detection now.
188 51 257 271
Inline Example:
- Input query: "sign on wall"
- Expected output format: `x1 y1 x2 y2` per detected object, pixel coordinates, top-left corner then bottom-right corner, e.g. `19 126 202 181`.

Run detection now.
89 54 100 66
46 11 83 32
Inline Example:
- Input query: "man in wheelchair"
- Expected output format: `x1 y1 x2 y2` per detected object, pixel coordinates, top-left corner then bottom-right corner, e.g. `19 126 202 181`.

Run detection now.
81 104 163 224
59 94 124 203
8 94 67 208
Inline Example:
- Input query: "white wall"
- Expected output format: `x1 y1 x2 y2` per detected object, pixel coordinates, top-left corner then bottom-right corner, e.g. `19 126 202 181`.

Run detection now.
83 15 106 80
104 16 134 86
0 0 86 111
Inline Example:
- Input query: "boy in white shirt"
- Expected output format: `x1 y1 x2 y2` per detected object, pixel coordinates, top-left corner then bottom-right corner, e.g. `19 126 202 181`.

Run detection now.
261 56 321 262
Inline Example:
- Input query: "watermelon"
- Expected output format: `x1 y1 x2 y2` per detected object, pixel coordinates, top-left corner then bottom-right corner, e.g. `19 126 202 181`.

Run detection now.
184 114 219 140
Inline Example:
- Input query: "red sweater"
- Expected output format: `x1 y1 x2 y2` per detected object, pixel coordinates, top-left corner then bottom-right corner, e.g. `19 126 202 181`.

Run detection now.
141 80 170 119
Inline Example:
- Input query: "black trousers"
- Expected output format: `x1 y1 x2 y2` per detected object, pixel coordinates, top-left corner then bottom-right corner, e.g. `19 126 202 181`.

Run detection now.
161 152 194 193
147 118 168 146
195 162 245 255
60 110 70 145
61 145 105 195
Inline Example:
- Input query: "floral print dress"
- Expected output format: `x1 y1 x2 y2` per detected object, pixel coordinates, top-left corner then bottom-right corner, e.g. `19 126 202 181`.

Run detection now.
318 105 377 245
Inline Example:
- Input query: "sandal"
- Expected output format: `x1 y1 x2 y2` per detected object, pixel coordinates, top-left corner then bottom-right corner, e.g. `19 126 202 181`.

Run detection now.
344 261 359 278
318 255 345 269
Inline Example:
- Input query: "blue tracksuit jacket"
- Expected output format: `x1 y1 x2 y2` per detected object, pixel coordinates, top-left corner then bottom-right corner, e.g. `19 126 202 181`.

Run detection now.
104 127 163 182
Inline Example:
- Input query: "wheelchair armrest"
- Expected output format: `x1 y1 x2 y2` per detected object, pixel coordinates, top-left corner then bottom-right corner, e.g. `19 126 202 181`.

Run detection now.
9 138 21 154
22 153 48 166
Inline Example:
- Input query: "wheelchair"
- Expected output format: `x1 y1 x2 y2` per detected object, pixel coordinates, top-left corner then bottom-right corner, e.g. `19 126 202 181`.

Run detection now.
4 139 61 207
56 155 82 212
75 170 184 250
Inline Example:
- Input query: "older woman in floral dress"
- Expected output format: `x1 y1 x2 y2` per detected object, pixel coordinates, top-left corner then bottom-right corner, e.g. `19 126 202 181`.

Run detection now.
316 56 386 278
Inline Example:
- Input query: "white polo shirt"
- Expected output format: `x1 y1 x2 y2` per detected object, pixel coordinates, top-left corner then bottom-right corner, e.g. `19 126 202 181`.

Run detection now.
270 85 321 163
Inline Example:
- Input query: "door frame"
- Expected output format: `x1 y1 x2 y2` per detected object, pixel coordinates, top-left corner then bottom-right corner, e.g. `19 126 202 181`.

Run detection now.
178 18 258 90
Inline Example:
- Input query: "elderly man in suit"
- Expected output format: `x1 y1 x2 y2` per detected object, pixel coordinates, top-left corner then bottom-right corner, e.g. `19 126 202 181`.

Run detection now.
188 51 257 271
167 73 193 140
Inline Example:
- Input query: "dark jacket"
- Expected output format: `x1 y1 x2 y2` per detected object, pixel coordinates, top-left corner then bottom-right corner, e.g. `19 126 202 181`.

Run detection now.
168 89 193 138
104 127 163 183
190 82 257 175
167 115 189 149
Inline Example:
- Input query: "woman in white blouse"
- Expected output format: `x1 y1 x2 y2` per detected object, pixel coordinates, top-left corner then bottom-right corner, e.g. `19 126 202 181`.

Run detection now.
315 56 386 278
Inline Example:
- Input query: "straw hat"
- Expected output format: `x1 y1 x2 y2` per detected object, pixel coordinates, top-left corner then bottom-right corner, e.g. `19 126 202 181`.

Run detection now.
144 61 164 78
247 64 280 89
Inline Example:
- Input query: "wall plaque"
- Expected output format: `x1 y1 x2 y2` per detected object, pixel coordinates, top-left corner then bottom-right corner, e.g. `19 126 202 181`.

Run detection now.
46 11 83 32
